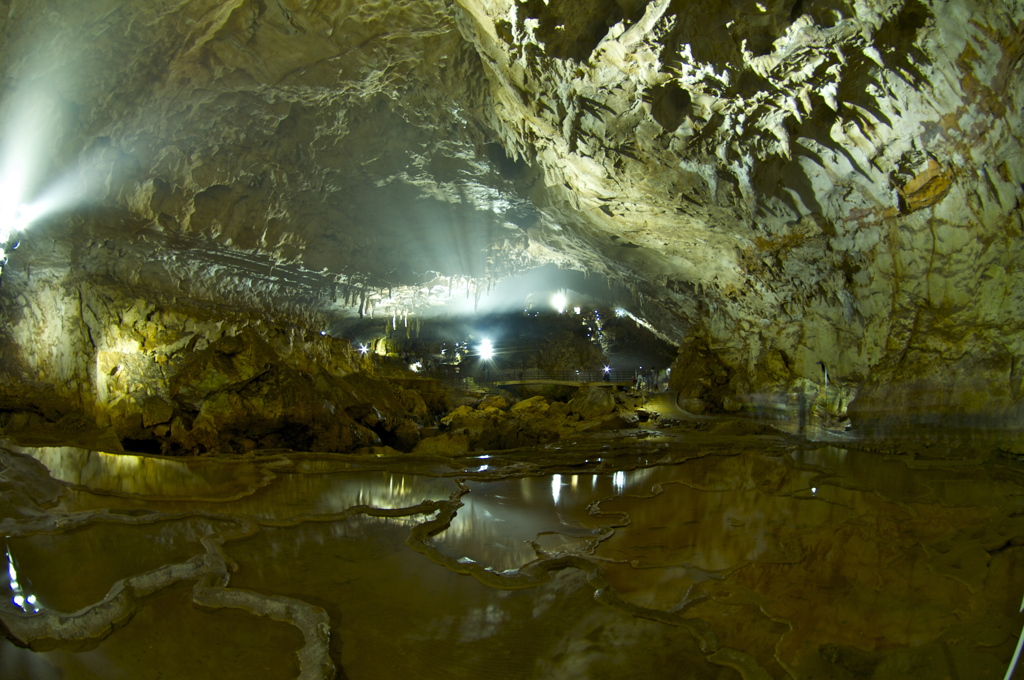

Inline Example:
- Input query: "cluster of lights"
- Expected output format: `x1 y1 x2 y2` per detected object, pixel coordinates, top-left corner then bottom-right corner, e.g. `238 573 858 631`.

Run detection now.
0 203 29 277
442 341 468 363
553 471 628 505
0 232 18 273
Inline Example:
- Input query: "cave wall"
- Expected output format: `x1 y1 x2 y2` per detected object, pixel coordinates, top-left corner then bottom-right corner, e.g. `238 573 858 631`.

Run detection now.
453 0 1024 422
0 267 438 454
0 0 1021 428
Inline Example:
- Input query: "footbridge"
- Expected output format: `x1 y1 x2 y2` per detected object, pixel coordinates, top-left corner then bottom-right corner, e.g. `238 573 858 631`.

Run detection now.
489 368 636 387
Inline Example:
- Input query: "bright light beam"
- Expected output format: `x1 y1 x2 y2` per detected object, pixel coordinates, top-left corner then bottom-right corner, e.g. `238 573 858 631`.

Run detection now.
551 291 567 313
0 83 103 257
478 338 494 361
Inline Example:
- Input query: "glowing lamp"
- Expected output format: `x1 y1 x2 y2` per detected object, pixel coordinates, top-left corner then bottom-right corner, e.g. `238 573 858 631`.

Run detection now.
478 338 494 361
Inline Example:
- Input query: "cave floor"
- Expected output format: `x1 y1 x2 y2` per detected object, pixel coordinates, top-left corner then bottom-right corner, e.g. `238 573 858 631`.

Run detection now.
1 423 1023 680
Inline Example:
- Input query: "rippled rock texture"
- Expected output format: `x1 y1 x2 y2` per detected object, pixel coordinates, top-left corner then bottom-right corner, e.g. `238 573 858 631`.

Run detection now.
2 428 1023 678
0 0 1021 428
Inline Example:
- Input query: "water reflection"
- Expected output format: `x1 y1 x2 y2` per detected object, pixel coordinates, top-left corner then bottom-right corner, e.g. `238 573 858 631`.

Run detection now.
5 544 39 613
6 443 275 501
0 432 1022 680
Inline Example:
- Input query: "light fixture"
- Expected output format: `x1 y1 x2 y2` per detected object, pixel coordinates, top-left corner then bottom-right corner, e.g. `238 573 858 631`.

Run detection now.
478 338 494 361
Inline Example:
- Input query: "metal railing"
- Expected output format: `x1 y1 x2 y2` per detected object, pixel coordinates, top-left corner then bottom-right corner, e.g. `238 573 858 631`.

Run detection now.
488 368 636 383
425 366 647 389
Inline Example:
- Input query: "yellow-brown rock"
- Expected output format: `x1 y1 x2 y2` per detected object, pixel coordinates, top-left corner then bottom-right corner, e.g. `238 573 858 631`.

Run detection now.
0 0 1020 435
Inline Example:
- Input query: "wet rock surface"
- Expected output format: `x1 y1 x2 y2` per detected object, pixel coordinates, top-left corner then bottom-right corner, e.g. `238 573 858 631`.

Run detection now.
1 426 1023 679
0 279 677 457
0 1 1023 671
0 0 1020 428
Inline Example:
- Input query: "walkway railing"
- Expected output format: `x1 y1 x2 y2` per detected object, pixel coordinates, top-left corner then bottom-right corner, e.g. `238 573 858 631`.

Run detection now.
425 367 647 389
489 368 636 383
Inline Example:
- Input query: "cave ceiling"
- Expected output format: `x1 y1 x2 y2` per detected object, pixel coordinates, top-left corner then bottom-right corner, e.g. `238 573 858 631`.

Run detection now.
0 0 1022 408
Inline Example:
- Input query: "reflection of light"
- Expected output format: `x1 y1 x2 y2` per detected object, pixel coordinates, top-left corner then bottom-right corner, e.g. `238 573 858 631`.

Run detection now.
811 487 817 494
6 546 40 613
409 361 422 373
613 471 625 494
100 450 140 470
551 292 567 313
551 473 561 504
478 338 494 361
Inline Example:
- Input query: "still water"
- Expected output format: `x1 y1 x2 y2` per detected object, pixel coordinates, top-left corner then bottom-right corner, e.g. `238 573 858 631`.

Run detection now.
1 428 1023 679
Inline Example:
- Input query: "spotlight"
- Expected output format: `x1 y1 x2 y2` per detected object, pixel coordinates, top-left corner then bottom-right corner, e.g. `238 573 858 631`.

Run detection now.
551 292 567 313
478 338 494 361
359 344 369 355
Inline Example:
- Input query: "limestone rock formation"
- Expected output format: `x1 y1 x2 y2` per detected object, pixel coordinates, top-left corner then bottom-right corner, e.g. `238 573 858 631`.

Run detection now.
432 384 654 452
0 0 1021 440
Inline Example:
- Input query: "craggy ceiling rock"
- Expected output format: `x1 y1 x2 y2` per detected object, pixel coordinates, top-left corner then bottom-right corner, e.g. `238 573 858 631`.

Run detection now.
0 0 1022 428
459 0 1024 422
